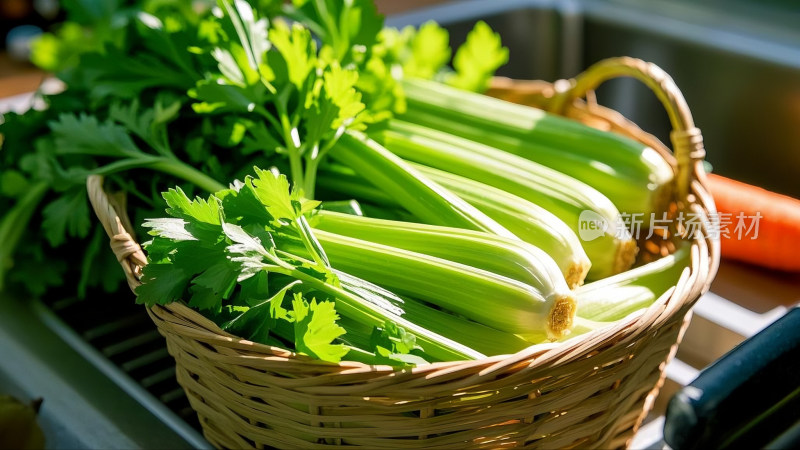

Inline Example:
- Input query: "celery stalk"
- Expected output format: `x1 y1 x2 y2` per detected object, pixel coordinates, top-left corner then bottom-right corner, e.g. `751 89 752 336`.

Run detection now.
316 166 399 206
576 245 691 320
531 248 690 343
580 245 690 292
399 79 674 218
414 165 593 288
311 210 568 290
337 272 532 356
269 263 486 361
289 230 576 339
400 297 533 356
315 165 592 287
576 285 656 322
374 124 637 279
330 132 515 239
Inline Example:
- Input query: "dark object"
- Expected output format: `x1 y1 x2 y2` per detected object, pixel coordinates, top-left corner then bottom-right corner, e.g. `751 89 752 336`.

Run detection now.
0 394 45 450
765 419 800 449
664 306 800 449
0 0 61 50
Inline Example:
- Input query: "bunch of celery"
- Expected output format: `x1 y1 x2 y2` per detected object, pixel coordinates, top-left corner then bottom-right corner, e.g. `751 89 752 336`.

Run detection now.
0 0 690 367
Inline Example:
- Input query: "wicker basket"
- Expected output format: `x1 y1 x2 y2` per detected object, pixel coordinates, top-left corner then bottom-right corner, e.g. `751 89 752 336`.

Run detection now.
88 57 719 449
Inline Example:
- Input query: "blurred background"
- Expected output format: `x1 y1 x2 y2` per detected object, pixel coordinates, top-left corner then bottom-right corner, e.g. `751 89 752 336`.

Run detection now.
1 1 798 448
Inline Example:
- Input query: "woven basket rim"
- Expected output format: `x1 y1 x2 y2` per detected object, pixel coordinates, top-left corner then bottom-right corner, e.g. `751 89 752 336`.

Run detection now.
151 273 685 375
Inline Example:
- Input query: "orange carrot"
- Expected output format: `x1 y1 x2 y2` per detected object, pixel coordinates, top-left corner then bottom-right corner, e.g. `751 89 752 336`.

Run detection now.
706 174 800 272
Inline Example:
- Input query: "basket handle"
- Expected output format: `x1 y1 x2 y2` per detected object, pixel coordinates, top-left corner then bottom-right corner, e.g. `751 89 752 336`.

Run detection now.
87 175 146 291
547 56 706 203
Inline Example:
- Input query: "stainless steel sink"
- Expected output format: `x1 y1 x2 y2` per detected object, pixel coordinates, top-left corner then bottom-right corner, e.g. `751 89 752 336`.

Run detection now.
388 0 800 197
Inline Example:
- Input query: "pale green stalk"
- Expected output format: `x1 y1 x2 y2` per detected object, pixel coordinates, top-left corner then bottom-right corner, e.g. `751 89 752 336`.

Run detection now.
330 132 515 238
375 124 636 279
311 209 567 291
292 229 576 339
399 79 674 218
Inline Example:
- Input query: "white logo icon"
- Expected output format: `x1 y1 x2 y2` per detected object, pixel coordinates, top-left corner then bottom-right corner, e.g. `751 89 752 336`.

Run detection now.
578 210 612 241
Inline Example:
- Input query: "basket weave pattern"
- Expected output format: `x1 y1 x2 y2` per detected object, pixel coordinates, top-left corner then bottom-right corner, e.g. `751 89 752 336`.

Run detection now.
88 57 719 449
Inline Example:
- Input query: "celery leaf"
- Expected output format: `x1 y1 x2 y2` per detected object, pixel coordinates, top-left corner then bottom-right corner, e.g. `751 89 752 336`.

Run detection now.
136 263 192 307
370 321 427 366
291 293 348 363
402 21 451 80
41 188 91 247
222 280 297 344
446 21 509 93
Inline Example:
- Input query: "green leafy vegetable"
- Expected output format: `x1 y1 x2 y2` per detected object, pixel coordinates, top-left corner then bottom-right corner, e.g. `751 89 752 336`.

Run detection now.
7 0 682 369
222 280 299 344
137 168 486 364
399 21 451 80
1 0 518 303
446 21 509 92
370 322 427 366
353 19 508 94
291 293 349 361
41 187 92 247
288 0 383 63
192 1 368 196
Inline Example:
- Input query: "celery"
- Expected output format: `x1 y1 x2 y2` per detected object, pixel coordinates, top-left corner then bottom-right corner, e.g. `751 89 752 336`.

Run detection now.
330 132 515 238
515 246 690 345
414 166 592 288
139 169 487 364
400 297 532 355
533 248 690 343
399 79 674 218
576 245 691 320
337 272 531 356
375 123 637 279
316 165 399 206
315 165 592 287
576 285 657 322
288 230 576 339
311 210 567 290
